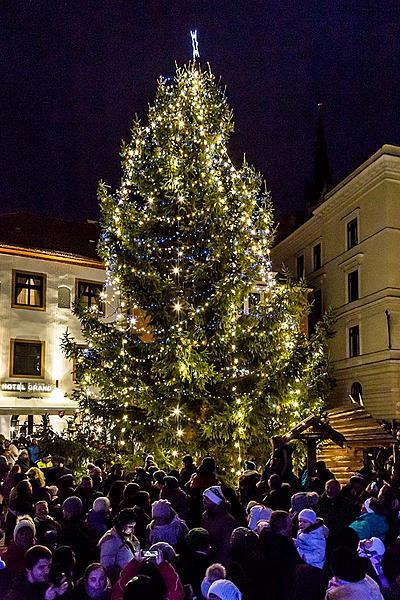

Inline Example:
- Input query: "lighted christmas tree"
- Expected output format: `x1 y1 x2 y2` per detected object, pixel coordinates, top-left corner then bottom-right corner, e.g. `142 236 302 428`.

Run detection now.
63 61 333 473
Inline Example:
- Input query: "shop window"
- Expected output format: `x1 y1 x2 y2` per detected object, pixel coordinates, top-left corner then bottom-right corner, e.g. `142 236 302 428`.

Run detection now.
58 286 71 309
313 243 321 271
348 326 360 357
347 270 359 302
76 280 104 311
11 340 44 378
12 271 46 309
347 218 358 249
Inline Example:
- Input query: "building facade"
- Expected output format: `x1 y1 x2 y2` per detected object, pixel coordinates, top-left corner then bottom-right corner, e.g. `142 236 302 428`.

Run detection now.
0 214 105 437
271 145 400 423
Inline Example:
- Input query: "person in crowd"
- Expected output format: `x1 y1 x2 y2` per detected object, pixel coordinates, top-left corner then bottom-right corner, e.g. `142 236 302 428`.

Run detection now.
179 455 197 488
160 476 190 520
207 579 242 600
4 544 68 600
57 473 76 504
108 480 128 516
225 527 265 600
146 499 188 550
316 461 336 485
27 466 46 501
87 464 103 492
247 503 272 531
52 544 77 593
59 495 93 576
46 457 72 486
121 574 164 600
34 500 61 546
2 517 37 574
112 543 184 600
75 562 112 600
358 537 389 590
177 527 212 598
151 471 167 501
349 497 389 541
341 473 368 511
201 486 238 565
1 464 21 506
37 454 54 472
263 474 292 511
294 508 327 569
87 496 112 541
129 491 151 548
75 476 97 515
238 461 260 507
201 564 227 599
28 438 41 466
16 449 31 473
98 508 140 582
326 546 384 599
315 479 356 545
5 478 34 543
103 464 125 496
118 483 141 511
189 458 218 493
4 439 19 465
290 490 320 534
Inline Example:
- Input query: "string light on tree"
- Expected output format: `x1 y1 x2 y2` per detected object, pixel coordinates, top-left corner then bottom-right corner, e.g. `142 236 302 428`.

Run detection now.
62 48 334 473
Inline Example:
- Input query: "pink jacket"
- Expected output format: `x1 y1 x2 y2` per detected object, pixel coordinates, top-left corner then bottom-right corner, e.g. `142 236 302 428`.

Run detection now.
111 558 184 600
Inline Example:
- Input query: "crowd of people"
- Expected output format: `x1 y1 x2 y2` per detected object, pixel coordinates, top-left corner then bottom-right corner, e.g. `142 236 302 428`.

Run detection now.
0 436 400 599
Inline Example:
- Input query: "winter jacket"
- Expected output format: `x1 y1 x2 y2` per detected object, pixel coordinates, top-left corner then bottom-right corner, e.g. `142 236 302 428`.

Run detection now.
146 515 189 549
87 508 110 541
111 558 184 600
349 512 389 542
98 527 138 582
201 507 239 565
294 519 327 569
325 574 384 599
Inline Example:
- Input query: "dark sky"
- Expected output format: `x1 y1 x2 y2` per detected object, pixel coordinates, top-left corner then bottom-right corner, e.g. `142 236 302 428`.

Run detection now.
2 1 400 221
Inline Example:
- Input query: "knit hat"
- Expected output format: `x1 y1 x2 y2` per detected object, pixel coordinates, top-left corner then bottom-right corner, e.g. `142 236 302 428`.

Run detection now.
291 491 319 513
203 486 225 506
298 508 317 524
364 536 386 557
152 499 172 519
62 496 83 518
185 527 210 552
248 505 272 531
93 496 111 512
208 579 242 600
149 542 176 563
14 519 36 542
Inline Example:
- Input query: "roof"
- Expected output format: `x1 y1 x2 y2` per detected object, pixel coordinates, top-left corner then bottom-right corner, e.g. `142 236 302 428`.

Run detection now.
0 212 101 260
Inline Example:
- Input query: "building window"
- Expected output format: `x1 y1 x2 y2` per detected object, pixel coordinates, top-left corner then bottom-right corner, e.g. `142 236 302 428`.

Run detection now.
248 292 261 310
77 280 104 311
58 286 71 309
12 271 46 309
349 326 360 357
11 340 44 378
347 218 358 249
350 381 363 403
308 288 322 334
296 255 305 280
313 243 321 271
347 270 359 302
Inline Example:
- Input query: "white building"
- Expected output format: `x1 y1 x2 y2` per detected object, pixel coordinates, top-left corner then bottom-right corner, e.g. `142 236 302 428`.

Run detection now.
0 213 105 437
271 145 400 425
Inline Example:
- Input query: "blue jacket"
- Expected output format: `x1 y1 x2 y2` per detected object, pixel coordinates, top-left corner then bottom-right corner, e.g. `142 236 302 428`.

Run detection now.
349 511 388 541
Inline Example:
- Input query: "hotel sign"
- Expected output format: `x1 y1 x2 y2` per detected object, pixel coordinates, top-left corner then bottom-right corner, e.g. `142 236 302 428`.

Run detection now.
1 381 54 394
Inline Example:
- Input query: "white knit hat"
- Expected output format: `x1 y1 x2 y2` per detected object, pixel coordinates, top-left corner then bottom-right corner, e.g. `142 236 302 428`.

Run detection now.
208 579 242 600
248 505 272 531
14 519 36 541
203 486 225 506
298 508 317 524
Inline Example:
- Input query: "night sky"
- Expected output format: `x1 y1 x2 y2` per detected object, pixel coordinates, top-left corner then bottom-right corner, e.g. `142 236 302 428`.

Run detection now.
2 1 400 222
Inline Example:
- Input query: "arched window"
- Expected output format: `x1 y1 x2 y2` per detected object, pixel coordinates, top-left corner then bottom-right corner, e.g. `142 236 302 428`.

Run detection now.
350 381 363 404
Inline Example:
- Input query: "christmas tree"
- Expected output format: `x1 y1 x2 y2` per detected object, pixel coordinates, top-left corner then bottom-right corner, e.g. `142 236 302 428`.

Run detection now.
63 62 333 474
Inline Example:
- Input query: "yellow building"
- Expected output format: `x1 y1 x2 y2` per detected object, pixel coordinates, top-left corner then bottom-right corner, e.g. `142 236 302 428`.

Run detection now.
0 213 105 437
272 145 400 423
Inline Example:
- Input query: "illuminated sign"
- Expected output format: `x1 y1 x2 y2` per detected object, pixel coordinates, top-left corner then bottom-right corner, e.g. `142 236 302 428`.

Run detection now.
1 381 54 394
